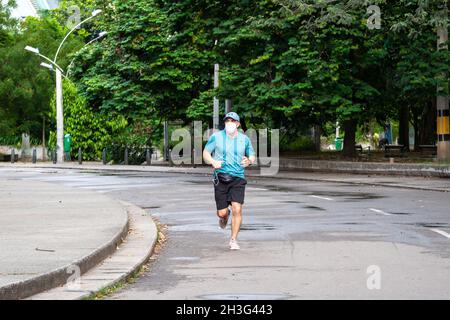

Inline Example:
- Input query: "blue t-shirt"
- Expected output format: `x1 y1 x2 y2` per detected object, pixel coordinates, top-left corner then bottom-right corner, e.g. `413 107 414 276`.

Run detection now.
204 130 256 179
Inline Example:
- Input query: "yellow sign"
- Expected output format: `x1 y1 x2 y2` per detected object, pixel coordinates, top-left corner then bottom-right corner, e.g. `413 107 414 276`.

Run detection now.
437 116 450 135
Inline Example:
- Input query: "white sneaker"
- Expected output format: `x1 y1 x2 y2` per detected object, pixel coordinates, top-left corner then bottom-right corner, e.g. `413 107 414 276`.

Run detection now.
229 239 240 250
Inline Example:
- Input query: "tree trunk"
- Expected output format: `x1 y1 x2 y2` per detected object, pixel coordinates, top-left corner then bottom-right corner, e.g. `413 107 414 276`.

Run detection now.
343 119 357 157
313 125 321 152
398 105 410 151
412 115 420 151
240 116 248 132
419 99 437 145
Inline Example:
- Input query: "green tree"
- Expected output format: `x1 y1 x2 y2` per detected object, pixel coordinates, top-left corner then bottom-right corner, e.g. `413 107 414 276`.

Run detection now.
49 79 128 160
0 1 84 141
68 0 450 157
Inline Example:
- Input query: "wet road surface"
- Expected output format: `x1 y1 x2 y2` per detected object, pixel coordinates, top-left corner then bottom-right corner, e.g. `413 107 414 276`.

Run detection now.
2 168 450 299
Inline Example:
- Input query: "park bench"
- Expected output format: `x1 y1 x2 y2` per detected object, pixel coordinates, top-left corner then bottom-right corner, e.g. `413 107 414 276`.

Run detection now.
355 144 371 159
384 144 406 158
418 144 437 156
0 154 19 162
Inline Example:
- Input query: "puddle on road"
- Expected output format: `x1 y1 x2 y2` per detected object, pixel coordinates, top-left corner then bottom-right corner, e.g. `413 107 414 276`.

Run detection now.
394 222 450 228
166 222 277 232
389 212 414 215
185 180 211 185
339 222 368 225
303 205 326 211
414 223 450 228
261 185 298 192
199 293 290 300
306 191 384 200
240 224 276 231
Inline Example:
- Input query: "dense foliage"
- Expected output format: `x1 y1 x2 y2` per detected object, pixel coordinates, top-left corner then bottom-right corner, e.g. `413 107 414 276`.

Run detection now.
1 0 449 157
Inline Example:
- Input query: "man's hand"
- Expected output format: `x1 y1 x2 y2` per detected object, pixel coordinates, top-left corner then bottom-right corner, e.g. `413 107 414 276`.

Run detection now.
211 159 223 169
203 149 222 169
241 156 251 168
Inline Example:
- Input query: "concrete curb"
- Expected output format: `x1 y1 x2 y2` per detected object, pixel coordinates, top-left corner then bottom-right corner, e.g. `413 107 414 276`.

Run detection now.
28 202 158 300
0 206 129 300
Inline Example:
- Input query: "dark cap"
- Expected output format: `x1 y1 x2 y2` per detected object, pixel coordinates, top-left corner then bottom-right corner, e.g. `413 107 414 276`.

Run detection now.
223 112 240 122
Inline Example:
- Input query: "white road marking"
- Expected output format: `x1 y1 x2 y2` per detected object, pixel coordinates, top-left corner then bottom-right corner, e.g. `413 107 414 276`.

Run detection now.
369 208 393 216
170 257 200 261
247 187 268 191
309 195 334 201
79 184 158 190
430 228 450 239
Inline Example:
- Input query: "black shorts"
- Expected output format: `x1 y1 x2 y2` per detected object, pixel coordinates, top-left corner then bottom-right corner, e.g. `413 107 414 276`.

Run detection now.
214 176 247 210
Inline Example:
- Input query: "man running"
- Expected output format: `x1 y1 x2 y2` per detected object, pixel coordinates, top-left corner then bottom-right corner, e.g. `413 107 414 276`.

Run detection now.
203 112 256 250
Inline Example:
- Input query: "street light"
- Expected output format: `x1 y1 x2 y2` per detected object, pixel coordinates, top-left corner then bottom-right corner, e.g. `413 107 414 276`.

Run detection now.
66 31 108 78
25 9 103 164
25 46 64 72
54 9 103 63
89 31 108 44
92 9 102 16
25 45 39 54
40 62 53 70
39 62 69 79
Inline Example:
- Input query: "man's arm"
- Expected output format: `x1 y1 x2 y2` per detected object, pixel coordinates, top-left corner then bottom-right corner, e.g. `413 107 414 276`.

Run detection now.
203 133 222 169
242 137 256 167
203 149 223 169
241 155 256 167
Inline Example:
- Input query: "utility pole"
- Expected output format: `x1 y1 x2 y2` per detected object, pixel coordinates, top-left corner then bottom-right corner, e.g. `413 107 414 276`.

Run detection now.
55 68 64 163
437 1 450 160
213 64 220 132
42 117 46 162
225 99 232 114
164 120 169 161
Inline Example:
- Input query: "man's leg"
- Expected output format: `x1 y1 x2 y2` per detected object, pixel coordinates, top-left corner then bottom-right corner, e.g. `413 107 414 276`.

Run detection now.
230 201 243 240
229 178 246 241
217 207 230 228
215 181 230 229
217 208 229 219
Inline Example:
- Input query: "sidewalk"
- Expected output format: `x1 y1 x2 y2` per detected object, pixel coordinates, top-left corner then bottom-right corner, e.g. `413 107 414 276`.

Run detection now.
0 178 129 299
2 162 450 192
278 158 450 178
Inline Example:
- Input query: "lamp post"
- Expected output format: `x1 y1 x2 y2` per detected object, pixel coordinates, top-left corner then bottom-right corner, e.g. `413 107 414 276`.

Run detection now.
25 46 66 163
437 3 450 160
66 31 108 78
25 9 102 163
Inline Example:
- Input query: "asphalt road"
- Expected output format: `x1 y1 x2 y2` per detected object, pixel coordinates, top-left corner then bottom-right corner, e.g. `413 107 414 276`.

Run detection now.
2 168 450 299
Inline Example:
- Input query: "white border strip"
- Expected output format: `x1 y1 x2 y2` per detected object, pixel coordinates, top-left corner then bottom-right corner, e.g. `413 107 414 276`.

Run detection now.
369 208 393 216
309 195 334 201
430 228 450 239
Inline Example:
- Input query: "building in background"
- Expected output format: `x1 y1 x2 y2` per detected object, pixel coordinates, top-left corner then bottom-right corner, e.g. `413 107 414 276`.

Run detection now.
7 0 60 18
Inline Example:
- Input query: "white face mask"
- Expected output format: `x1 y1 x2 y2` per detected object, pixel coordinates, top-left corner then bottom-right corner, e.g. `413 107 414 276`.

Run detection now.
225 122 237 134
